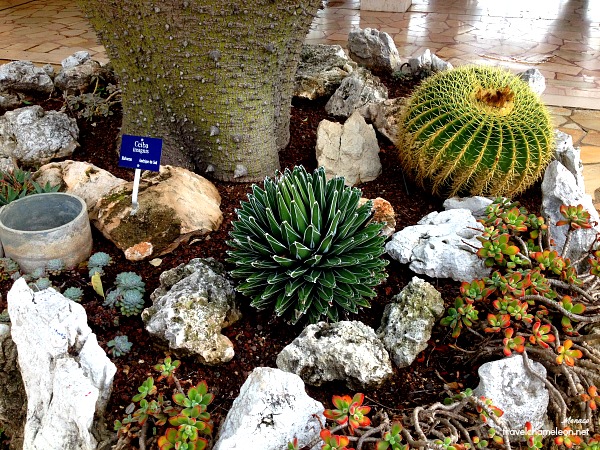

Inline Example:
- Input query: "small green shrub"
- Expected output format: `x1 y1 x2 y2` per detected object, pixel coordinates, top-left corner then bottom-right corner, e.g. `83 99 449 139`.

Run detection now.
396 65 554 197
227 166 388 324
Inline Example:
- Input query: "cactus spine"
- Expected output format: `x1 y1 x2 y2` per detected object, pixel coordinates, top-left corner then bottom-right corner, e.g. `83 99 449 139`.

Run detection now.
396 65 555 197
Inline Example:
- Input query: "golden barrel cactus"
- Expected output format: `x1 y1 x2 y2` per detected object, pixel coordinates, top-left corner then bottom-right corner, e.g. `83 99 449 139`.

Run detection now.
396 66 555 197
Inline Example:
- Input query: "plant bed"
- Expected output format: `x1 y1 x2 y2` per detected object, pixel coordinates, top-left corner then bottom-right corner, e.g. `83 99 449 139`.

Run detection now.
0 73 550 448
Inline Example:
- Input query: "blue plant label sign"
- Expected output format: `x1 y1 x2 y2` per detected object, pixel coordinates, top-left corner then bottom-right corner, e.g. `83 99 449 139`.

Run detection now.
119 134 162 171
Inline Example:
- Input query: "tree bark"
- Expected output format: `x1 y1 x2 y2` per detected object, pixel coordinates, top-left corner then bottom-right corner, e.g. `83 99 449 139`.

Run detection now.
78 0 320 181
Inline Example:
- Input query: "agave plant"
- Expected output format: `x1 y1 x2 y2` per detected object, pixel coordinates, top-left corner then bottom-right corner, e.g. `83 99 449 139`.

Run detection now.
227 166 388 324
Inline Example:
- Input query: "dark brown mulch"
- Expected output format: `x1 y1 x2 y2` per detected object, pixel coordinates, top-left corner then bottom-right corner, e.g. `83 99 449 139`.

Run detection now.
0 73 542 446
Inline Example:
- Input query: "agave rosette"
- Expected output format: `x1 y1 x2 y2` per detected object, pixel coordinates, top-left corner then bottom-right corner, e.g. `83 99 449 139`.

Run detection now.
226 166 388 324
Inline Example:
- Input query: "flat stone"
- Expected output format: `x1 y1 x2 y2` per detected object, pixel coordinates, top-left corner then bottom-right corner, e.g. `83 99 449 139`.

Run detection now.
582 131 600 146
571 110 600 132
124 242 153 261
551 115 569 127
583 163 600 197
580 145 600 165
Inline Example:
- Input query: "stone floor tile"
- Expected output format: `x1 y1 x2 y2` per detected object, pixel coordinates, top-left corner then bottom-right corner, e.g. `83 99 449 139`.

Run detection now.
582 164 600 197
582 132 600 146
558 126 586 144
581 145 600 164
571 111 600 132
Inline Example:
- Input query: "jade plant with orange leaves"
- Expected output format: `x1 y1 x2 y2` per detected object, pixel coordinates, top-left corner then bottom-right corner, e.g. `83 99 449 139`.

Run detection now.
439 197 600 444
113 356 213 450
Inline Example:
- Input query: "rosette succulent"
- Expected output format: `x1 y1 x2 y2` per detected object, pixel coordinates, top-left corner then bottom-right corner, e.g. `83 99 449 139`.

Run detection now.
227 166 388 324
396 65 554 197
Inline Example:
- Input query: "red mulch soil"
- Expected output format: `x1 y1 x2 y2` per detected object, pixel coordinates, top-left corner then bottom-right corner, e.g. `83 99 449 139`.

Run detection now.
0 73 542 447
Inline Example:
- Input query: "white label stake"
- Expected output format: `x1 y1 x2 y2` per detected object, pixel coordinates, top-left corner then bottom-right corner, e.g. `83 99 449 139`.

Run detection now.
130 168 141 215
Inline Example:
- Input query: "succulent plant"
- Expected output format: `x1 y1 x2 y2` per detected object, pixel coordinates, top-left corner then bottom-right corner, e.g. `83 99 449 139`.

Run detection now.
103 288 121 308
63 286 84 302
88 251 113 268
115 271 145 292
0 258 20 275
89 266 104 278
107 335 133 357
28 267 47 280
118 289 145 316
29 277 52 291
227 166 388 324
46 258 65 275
396 65 554 197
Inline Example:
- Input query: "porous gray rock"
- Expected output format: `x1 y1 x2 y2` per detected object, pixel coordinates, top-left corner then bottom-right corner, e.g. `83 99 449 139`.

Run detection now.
142 258 241 365
541 160 600 261
213 367 323 450
33 160 126 211
276 321 393 389
0 91 21 112
386 208 490 282
294 44 356 100
92 165 222 259
316 111 381 186
7 278 116 450
325 68 388 118
347 28 402 73
443 196 493 219
358 97 406 143
0 105 79 165
377 277 444 368
54 59 106 95
408 49 453 75
0 323 26 450
554 130 584 190
517 68 546 96
474 355 549 433
0 61 54 95
61 51 91 69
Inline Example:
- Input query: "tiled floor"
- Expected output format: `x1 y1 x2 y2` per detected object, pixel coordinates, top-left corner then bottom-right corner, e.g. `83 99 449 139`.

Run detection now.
1 0 600 200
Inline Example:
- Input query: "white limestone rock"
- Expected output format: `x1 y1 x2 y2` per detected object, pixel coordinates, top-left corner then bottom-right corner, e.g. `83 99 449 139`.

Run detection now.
325 68 388 118
377 277 445 368
213 367 324 450
276 321 393 389
408 49 453 75
443 196 493 219
294 44 356 100
0 61 54 95
61 51 91 69
316 111 381 186
55 59 106 95
474 355 549 433
7 278 116 450
517 68 546 96
386 208 490 282
358 97 406 143
33 160 127 211
554 130 584 190
347 28 402 73
142 258 241 365
0 106 79 165
541 160 600 262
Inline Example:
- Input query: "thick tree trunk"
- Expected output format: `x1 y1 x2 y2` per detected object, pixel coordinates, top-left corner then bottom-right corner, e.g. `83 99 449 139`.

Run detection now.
78 1 320 181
